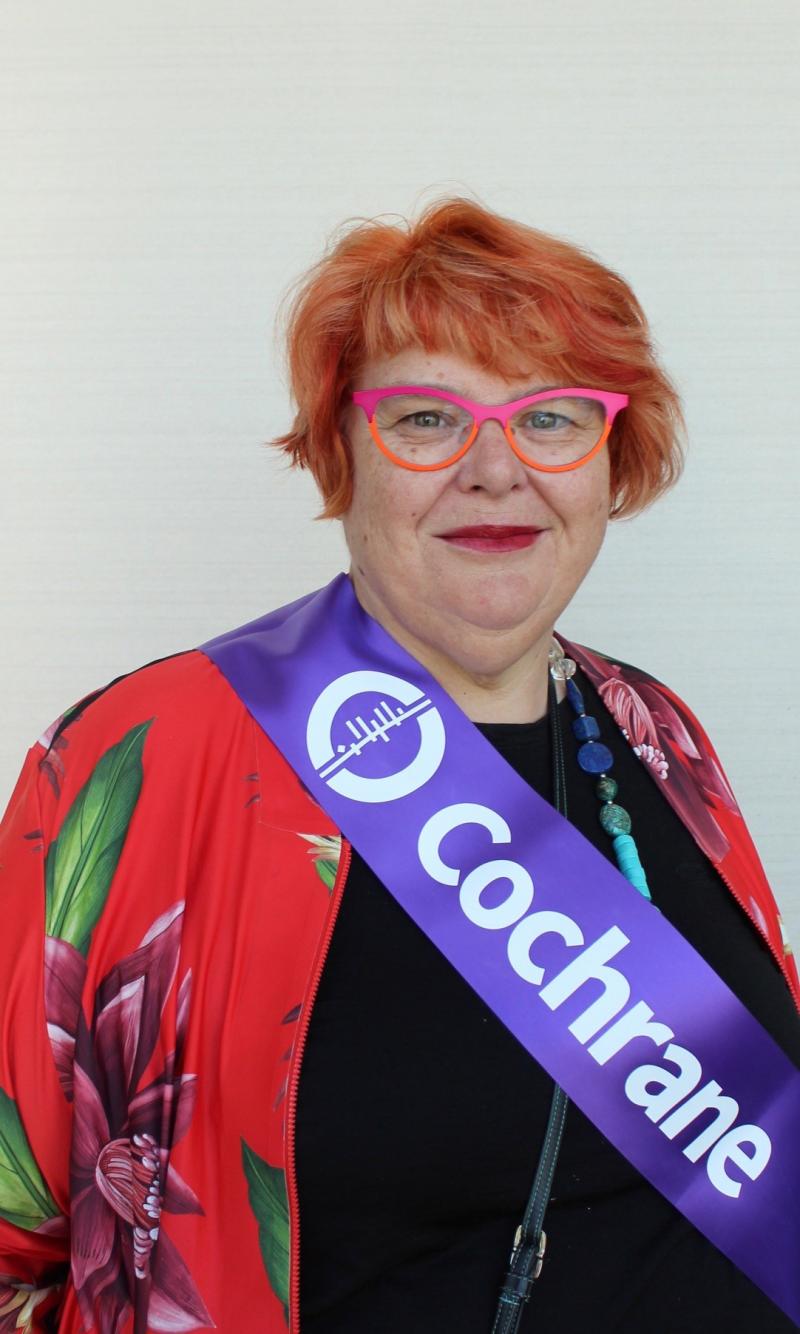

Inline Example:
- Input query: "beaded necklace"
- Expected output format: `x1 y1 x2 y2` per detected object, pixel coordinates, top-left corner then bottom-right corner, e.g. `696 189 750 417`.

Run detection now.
552 641 652 903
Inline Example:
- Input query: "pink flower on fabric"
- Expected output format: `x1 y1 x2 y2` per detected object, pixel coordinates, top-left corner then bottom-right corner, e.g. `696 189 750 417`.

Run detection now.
44 934 85 1100
598 679 670 780
67 904 213 1333
572 645 738 865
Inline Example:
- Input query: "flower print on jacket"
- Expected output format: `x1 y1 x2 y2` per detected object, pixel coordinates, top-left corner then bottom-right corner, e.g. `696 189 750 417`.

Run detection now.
68 903 213 1334
241 1141 289 1326
0 1275 59 1333
569 644 738 866
0 1087 63 1235
295 832 342 893
596 677 670 781
39 719 154 1099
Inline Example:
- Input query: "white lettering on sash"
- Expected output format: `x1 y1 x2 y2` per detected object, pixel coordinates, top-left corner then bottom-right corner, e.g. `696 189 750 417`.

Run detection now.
706 1126 772 1198
625 1042 703 1121
587 1001 674 1066
659 1080 740 1160
459 859 534 929
416 803 772 1198
539 927 631 1042
418 802 511 886
507 911 584 984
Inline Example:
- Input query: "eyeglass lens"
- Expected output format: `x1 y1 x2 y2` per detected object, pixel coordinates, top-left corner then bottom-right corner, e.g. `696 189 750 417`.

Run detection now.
372 393 607 467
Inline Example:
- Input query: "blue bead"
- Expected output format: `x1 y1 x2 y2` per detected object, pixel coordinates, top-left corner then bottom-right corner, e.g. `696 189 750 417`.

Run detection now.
577 741 614 774
566 678 584 713
572 714 600 741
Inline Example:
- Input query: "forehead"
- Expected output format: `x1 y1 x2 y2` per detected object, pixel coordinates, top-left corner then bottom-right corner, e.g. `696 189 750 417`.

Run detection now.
352 348 559 399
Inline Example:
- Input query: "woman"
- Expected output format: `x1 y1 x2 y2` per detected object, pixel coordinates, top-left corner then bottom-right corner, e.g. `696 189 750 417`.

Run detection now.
0 198 797 1334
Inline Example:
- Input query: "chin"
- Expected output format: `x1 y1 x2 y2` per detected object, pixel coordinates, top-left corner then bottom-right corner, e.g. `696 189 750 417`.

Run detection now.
439 574 553 635
424 600 552 663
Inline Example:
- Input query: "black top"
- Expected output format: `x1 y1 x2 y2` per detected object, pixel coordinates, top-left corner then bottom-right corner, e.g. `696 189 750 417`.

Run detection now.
296 668 800 1333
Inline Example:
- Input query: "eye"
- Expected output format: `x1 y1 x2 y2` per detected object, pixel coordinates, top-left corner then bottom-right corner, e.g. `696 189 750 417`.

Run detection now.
403 411 448 429
525 410 571 431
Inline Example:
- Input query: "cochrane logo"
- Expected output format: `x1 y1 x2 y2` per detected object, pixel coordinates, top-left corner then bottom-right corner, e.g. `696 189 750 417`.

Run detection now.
306 672 772 1201
307 669 446 802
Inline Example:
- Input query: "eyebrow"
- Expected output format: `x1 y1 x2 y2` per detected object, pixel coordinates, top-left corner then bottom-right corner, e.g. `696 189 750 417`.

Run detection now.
383 380 562 397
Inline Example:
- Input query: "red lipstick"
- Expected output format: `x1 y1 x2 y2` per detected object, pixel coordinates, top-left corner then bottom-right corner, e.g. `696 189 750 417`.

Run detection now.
439 525 542 553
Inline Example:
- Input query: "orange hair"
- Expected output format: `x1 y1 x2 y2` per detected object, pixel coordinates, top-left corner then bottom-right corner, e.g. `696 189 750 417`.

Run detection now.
270 197 685 519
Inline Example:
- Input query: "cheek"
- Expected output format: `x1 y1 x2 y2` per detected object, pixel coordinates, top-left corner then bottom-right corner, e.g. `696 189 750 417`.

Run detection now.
538 464 609 561
345 469 417 556
570 459 611 525
350 460 442 545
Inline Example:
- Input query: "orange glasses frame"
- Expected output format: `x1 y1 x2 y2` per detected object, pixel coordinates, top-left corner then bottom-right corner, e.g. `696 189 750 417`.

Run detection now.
351 385 630 474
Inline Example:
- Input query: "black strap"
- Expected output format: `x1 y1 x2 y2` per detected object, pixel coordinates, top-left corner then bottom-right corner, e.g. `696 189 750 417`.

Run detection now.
489 676 570 1334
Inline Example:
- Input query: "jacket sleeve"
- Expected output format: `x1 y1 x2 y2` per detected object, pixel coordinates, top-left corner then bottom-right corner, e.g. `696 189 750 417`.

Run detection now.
0 742 73 1329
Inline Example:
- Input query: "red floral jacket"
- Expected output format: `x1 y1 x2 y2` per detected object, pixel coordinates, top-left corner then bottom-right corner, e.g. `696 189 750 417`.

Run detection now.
0 637 796 1333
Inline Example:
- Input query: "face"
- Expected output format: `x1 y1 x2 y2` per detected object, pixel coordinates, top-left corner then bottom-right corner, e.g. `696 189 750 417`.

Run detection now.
340 348 611 681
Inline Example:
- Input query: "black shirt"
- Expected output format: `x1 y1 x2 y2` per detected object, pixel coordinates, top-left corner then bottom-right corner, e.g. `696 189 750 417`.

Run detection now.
296 669 800 1332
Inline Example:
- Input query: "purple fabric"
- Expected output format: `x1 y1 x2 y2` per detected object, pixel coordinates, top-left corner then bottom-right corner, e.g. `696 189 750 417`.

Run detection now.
201 574 799 1323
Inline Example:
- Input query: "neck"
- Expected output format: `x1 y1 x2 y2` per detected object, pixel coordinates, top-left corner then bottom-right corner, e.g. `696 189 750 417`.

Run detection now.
439 648 564 724
348 571 564 724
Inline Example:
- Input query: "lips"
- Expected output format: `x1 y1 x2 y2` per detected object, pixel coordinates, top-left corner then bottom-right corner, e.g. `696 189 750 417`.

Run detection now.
438 525 543 552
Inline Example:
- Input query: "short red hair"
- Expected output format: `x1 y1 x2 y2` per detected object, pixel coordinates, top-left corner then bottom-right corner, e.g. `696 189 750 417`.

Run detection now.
270 197 684 518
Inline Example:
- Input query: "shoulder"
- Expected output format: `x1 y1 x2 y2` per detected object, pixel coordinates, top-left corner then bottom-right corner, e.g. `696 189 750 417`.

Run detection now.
558 638 746 831
558 637 685 703
28 638 320 842
31 648 255 816
560 635 800 1006
558 637 716 767
559 634 742 838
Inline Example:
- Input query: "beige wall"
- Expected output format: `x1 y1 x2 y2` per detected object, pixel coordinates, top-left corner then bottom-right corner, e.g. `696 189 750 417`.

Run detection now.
2 0 798 949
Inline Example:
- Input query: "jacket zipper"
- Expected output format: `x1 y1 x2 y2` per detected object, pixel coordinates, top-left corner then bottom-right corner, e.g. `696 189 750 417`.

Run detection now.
285 837 353 1334
712 854 798 1004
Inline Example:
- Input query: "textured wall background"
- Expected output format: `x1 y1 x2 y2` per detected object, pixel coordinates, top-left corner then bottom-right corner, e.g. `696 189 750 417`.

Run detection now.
2 0 798 949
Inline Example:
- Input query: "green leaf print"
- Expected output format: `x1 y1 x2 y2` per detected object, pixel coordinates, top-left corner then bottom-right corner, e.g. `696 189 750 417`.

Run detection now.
295 832 341 895
241 1138 290 1325
313 858 339 892
0 1088 60 1230
44 720 153 954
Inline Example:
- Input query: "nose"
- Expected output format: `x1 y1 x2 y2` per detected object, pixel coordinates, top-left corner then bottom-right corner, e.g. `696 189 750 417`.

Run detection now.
455 416 528 495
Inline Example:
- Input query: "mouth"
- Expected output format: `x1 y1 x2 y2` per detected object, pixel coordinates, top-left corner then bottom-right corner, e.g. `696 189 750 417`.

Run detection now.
438 525 543 553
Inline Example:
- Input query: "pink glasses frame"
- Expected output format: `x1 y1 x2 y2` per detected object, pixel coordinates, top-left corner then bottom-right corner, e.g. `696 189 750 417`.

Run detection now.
351 385 629 473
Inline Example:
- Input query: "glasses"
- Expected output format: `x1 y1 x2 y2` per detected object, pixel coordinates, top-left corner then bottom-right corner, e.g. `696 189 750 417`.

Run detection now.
351 385 629 473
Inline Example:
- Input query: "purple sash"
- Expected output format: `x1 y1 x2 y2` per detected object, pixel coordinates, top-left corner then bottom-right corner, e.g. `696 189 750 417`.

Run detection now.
200 574 799 1323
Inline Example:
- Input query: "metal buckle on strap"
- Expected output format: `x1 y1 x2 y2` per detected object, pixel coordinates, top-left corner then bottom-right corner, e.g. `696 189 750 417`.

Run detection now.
532 1230 547 1280
503 1227 548 1304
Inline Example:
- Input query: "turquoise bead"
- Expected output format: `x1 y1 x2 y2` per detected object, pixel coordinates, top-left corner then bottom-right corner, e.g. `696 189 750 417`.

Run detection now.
613 834 652 900
613 833 637 867
595 776 618 801
598 802 632 835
